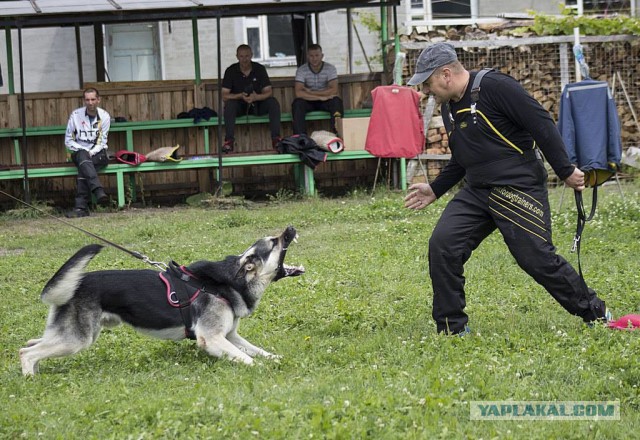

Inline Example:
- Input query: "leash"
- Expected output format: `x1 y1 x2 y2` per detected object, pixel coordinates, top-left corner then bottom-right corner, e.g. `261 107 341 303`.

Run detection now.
572 187 598 283
0 189 167 270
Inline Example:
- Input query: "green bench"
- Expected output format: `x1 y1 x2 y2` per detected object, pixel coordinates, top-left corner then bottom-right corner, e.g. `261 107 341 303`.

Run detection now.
0 109 378 206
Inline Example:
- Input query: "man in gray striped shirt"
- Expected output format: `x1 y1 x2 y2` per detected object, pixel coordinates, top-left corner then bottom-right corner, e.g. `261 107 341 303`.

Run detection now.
292 44 344 135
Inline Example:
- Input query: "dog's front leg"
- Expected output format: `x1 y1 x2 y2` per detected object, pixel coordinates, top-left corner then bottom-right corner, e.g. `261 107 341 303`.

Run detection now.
226 331 281 360
197 334 254 365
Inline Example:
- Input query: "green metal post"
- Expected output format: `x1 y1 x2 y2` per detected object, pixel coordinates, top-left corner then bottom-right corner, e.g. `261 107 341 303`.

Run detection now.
192 15 201 85
6 28 19 162
4 27 15 94
380 3 406 191
380 3 388 80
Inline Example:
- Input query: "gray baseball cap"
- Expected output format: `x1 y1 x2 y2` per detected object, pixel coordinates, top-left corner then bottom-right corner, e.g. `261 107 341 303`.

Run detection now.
407 42 458 86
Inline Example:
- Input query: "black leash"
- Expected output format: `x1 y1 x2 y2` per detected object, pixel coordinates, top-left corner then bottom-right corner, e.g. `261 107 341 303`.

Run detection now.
572 186 598 283
0 189 167 270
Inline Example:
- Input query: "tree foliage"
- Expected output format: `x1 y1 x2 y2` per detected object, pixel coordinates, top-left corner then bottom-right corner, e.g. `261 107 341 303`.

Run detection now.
518 7 640 36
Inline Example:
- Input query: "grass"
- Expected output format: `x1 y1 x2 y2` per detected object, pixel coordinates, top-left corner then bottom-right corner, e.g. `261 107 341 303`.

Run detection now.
1 182 639 439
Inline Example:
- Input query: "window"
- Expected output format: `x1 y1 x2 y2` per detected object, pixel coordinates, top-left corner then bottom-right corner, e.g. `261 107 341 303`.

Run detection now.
244 15 297 66
432 0 470 19
410 0 471 20
106 23 161 81
565 0 631 14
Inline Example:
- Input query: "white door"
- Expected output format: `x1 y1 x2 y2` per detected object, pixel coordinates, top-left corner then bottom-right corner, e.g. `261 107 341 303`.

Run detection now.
106 23 161 81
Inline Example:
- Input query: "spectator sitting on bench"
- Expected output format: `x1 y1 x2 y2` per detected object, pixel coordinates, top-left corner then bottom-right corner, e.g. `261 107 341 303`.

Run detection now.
64 87 110 218
292 44 344 136
222 44 282 153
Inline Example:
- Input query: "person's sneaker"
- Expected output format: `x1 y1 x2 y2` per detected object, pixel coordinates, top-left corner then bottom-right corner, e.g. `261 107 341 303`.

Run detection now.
272 136 282 150
455 325 472 337
586 308 613 328
93 188 109 206
605 308 613 322
222 139 234 154
65 208 89 218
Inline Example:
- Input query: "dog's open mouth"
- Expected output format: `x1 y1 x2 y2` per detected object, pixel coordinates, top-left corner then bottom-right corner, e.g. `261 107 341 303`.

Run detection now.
277 226 305 279
282 263 305 277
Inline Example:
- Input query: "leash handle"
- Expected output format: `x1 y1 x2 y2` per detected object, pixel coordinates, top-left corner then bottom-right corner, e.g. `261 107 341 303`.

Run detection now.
572 187 598 252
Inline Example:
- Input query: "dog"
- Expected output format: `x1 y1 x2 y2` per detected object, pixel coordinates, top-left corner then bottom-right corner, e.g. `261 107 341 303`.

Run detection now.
20 226 304 375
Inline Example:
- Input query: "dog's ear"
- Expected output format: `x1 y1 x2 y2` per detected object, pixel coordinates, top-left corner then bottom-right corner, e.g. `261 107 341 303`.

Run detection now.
244 262 255 273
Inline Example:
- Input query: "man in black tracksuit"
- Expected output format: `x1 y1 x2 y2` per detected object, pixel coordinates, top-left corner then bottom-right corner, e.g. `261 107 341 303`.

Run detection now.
404 43 609 335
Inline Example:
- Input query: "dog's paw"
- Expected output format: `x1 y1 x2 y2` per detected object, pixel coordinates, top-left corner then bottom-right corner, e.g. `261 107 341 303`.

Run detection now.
19 350 37 376
264 353 283 362
228 353 254 365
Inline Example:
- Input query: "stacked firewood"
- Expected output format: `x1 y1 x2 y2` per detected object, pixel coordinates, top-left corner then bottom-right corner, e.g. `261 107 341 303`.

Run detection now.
400 29 640 150
424 115 450 156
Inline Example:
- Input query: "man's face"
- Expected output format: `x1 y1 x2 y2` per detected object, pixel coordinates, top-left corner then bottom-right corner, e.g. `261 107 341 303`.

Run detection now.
421 69 448 104
237 48 253 70
83 92 100 113
307 49 323 69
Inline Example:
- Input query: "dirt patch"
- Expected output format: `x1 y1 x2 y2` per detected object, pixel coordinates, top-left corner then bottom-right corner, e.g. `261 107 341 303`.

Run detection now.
0 248 25 257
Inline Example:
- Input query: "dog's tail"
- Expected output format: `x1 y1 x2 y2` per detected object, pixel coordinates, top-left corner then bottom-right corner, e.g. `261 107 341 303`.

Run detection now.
41 244 104 306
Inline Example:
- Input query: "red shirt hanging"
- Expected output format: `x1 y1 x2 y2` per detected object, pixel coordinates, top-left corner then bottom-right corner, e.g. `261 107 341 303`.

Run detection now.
365 86 425 158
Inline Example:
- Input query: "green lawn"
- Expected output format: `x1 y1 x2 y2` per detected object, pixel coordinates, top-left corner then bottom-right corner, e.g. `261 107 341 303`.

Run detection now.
1 183 638 439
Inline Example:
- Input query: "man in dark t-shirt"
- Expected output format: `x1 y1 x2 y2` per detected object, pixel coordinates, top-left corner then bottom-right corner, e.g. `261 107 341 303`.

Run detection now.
221 44 281 152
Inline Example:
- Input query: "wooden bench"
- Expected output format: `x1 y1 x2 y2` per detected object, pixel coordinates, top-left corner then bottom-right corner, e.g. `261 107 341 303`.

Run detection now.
0 109 377 207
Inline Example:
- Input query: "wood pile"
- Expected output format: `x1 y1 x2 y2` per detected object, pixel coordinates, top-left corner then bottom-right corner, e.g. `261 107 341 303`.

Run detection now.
402 30 640 183
424 115 450 156
401 31 640 152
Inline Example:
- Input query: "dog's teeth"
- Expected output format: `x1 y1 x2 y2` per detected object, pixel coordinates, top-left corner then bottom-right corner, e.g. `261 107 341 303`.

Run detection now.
283 264 305 276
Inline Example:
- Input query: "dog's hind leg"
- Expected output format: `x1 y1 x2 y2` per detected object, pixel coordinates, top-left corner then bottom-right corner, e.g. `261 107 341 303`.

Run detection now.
20 307 102 376
20 332 94 376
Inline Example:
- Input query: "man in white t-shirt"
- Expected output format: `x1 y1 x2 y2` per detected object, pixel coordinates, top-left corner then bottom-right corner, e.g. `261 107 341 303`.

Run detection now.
292 44 344 135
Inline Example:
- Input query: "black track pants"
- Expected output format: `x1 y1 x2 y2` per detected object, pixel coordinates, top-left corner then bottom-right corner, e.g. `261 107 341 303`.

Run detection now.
428 184 606 334
71 149 108 210
224 97 281 141
291 97 344 135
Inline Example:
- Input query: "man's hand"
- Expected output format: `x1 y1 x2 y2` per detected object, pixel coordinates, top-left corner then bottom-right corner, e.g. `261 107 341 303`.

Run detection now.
564 167 585 192
242 92 257 104
404 183 436 210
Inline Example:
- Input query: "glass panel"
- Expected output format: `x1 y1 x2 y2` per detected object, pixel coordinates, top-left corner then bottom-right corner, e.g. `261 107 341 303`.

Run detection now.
247 27 261 59
431 0 471 18
583 0 630 13
267 15 294 58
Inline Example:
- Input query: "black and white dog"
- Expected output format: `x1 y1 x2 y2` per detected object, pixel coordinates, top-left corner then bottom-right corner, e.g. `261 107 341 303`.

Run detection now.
20 226 304 375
